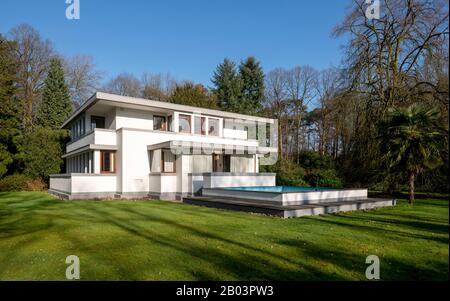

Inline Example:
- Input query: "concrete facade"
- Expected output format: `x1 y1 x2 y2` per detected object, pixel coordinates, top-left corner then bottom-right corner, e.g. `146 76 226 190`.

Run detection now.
49 92 278 200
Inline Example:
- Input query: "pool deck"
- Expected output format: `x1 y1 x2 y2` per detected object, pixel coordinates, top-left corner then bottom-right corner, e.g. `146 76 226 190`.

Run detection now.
183 196 397 218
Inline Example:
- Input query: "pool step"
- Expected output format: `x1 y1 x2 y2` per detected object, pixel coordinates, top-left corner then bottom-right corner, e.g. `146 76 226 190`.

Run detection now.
182 196 397 218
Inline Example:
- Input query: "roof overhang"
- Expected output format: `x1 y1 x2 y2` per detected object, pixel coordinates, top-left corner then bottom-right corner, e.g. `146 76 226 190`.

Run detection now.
62 92 277 128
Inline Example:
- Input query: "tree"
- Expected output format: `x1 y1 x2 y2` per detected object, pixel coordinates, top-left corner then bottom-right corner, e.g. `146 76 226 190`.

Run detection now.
36 58 73 129
211 58 242 112
22 128 68 181
0 35 20 178
378 103 447 205
8 24 53 132
103 73 142 97
169 82 217 108
142 72 176 101
63 55 103 108
239 56 264 114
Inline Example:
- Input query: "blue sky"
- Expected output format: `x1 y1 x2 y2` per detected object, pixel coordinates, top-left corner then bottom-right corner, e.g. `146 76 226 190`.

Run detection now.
0 0 350 86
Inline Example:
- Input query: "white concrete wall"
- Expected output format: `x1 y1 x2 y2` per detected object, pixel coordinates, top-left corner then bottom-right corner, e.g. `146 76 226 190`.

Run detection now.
281 189 368 204
50 174 116 194
71 174 116 193
94 129 116 145
115 108 154 130
204 173 276 189
49 176 72 193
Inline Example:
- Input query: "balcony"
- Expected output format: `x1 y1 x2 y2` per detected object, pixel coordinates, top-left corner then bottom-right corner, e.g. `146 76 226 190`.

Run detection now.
66 128 116 154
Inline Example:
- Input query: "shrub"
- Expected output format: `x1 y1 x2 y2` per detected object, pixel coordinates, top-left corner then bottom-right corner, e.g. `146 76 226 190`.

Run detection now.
25 178 47 191
0 174 31 192
305 169 344 188
261 159 308 186
298 151 332 170
0 174 48 192
22 128 69 181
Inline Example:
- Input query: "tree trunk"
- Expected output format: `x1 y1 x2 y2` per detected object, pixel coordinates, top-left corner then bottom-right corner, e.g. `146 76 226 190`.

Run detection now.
408 171 415 205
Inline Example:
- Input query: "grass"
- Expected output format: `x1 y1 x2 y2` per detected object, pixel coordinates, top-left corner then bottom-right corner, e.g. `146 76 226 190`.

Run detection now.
0 192 448 280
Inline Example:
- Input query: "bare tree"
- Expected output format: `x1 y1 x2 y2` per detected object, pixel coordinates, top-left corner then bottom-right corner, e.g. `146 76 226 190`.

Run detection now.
8 24 53 132
102 73 142 97
285 66 318 161
264 68 288 158
63 55 103 108
141 72 177 101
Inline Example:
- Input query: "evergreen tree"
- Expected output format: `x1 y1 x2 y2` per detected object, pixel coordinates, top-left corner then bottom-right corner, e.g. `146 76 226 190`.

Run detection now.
169 82 217 109
0 36 21 178
36 57 73 129
211 58 242 113
239 56 264 114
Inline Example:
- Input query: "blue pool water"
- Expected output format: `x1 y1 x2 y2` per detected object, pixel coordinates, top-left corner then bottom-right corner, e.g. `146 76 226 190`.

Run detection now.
224 186 334 193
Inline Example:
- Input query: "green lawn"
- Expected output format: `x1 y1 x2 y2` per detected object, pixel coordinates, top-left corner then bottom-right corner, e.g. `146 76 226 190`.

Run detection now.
0 192 448 280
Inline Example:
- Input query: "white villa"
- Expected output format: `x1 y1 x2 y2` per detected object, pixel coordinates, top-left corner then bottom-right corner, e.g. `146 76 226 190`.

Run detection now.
49 92 278 200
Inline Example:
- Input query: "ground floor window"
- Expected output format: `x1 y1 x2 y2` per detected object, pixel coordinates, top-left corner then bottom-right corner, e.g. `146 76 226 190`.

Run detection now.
101 151 116 173
150 149 176 173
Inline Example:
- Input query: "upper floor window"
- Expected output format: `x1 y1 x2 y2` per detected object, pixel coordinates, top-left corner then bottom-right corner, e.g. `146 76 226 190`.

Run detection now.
208 118 219 136
91 116 105 129
153 115 166 131
194 116 206 135
178 114 191 133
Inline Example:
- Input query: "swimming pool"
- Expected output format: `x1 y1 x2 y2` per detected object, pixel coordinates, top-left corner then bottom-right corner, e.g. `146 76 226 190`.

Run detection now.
203 185 368 206
224 186 334 193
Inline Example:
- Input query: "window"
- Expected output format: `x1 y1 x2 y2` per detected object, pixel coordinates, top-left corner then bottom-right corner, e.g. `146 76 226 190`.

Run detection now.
91 116 105 129
162 150 175 173
100 151 116 173
178 114 191 133
194 116 206 135
153 115 166 131
168 115 173 131
223 155 231 172
208 118 219 136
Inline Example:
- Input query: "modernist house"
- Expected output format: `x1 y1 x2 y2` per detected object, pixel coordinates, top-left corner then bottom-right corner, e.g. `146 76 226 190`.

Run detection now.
49 92 278 200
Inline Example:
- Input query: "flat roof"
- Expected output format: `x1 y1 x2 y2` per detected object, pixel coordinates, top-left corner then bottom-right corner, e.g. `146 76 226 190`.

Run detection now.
62 92 276 128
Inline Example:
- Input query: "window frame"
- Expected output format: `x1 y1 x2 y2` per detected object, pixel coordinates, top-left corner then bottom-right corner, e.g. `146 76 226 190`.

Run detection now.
91 115 106 129
161 149 176 173
208 118 220 136
153 115 167 131
100 150 116 174
178 114 192 133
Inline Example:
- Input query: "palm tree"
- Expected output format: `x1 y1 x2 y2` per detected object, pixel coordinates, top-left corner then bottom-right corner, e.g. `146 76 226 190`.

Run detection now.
378 103 447 205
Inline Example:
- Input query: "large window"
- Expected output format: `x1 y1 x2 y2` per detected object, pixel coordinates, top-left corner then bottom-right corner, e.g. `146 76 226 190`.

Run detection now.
100 151 116 173
194 116 206 135
178 114 191 133
153 115 166 131
208 118 219 136
162 150 175 173
91 116 105 129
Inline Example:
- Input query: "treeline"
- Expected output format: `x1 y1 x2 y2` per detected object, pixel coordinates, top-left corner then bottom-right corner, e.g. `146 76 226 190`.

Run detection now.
1 0 449 198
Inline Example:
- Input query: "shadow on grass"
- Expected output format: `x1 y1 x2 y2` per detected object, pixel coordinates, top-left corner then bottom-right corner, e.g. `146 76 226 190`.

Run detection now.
0 192 448 280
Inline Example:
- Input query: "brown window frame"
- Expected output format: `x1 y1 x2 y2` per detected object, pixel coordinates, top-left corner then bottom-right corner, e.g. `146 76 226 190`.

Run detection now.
161 149 176 173
194 116 206 135
178 114 191 133
100 150 116 174
153 115 167 131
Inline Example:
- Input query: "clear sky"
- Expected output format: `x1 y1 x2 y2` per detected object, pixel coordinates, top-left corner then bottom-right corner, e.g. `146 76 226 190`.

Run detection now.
0 0 350 86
